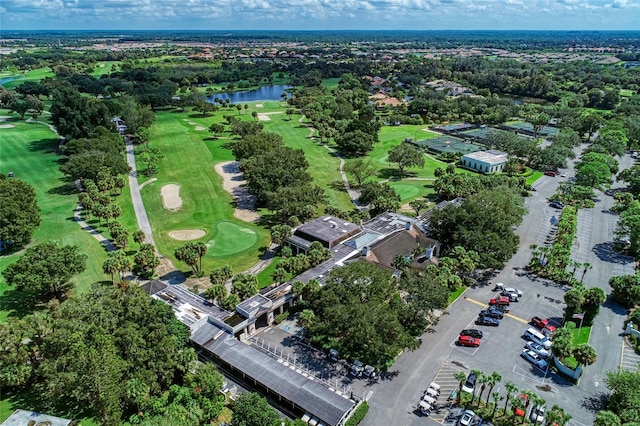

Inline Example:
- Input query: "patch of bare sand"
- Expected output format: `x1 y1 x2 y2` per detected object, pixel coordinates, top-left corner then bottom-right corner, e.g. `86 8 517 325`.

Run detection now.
0 124 15 128
255 104 264 108
257 112 283 121
169 229 206 240
214 161 259 223
161 184 182 211
195 126 206 131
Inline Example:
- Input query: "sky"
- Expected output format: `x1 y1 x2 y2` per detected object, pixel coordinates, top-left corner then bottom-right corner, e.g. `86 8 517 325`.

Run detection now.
0 0 639 31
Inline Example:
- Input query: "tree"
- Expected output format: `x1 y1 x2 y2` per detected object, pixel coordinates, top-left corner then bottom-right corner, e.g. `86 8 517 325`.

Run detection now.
491 391 504 418
221 294 240 311
139 147 163 175
298 309 316 329
0 312 49 387
572 343 597 366
103 251 124 284
0 178 40 250
25 94 45 120
609 274 640 307
409 199 429 215
335 129 376 155
503 381 517 414
209 123 225 139
286 108 296 120
270 224 292 247
231 274 258 300
359 182 401 215
50 85 112 140
344 158 375 188
210 265 233 286
251 110 258 121
174 242 206 275
546 405 572 426
454 371 467 402
204 284 227 304
618 166 640 197
133 230 146 247
133 243 158 278
605 368 640 423
476 372 490 406
388 143 425 176
485 371 502 406
231 392 280 426
3 241 87 302
594 411 622 426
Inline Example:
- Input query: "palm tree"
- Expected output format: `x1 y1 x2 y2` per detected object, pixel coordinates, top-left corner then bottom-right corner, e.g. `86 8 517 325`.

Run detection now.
133 230 146 247
469 368 484 405
503 381 517 415
291 280 306 303
298 309 316 328
476 372 490 406
454 371 467 403
511 396 525 421
204 284 227 304
573 343 597 366
521 390 536 424
551 335 574 360
580 262 592 284
486 371 502 405
272 266 288 284
102 255 120 284
491 391 503 418
547 404 572 426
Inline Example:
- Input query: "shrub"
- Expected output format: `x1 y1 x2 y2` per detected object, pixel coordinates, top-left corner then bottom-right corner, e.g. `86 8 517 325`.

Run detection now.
274 310 289 324
345 402 369 426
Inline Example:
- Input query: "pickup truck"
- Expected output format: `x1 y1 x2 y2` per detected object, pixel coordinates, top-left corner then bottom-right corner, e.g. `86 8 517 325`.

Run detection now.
530 316 556 334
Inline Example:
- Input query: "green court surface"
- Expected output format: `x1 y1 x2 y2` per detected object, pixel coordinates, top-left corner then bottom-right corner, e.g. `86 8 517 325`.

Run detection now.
206 221 259 257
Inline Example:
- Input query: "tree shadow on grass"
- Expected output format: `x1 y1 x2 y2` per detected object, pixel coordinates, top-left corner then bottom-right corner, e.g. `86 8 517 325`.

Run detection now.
0 287 45 320
26 138 60 154
377 168 416 180
47 182 76 196
329 180 347 192
5 383 99 423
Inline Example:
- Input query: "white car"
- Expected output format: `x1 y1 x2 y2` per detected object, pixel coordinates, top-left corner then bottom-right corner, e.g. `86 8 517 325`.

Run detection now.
530 405 545 423
525 341 551 359
503 287 523 297
459 409 476 426
522 349 548 369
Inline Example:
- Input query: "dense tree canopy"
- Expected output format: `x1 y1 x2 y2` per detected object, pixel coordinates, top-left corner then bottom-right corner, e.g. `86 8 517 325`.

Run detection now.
604 368 640 424
0 178 40 250
429 186 525 268
2 241 87 302
50 85 113 140
231 392 281 426
388 143 425 175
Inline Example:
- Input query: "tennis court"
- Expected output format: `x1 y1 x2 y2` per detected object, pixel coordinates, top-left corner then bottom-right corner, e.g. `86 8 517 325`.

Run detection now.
501 122 560 138
409 136 483 154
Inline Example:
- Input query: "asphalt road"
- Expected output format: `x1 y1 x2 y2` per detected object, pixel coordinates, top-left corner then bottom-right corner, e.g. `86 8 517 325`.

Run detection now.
364 150 637 426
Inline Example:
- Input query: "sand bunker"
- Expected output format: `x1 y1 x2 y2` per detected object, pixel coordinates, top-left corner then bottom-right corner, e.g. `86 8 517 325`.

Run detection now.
214 161 259 222
195 126 206 131
161 184 182 211
169 229 206 241
255 104 264 108
0 124 15 128
257 112 283 122
188 121 198 125
0 116 13 122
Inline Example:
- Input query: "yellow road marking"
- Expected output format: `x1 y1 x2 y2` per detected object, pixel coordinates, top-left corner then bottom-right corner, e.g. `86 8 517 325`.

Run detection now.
464 296 529 324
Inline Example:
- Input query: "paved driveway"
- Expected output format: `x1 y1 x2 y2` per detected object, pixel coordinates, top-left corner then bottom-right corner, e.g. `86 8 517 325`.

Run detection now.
365 152 637 426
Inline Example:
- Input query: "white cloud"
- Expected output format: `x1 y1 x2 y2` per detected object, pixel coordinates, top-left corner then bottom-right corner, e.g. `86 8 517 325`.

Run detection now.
0 0 638 29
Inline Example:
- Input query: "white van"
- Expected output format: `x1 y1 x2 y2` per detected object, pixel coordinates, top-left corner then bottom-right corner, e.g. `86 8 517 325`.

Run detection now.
524 328 552 350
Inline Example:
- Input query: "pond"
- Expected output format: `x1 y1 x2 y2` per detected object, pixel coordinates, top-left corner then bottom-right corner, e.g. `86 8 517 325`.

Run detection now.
206 84 292 104
0 76 18 86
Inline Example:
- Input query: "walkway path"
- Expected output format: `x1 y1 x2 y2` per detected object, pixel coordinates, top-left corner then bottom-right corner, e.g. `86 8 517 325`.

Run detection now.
299 116 364 208
124 137 184 282
73 205 116 252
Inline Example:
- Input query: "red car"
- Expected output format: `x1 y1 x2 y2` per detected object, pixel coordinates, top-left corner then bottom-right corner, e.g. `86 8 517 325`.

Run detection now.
514 393 528 417
457 335 481 347
544 170 557 177
489 296 510 306
531 316 557 334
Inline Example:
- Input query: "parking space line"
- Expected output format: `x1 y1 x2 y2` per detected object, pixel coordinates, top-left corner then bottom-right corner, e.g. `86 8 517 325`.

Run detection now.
463 297 528 324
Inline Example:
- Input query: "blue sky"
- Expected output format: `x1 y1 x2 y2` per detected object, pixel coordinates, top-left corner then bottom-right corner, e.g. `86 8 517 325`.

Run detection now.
1 0 638 31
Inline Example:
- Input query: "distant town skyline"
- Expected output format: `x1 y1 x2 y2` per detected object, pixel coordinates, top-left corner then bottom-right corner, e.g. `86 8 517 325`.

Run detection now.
1 0 639 32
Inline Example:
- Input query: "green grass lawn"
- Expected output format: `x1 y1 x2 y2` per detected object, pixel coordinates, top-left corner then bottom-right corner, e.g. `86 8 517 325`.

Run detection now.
0 119 109 323
321 78 341 90
0 68 54 89
573 325 591 345
259 105 353 211
620 89 634 97
448 286 467 305
142 109 269 274
92 61 119 77
526 171 543 186
256 257 283 289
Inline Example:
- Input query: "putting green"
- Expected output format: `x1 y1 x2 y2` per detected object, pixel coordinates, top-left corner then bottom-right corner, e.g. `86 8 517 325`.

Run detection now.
389 182 423 202
206 221 258 257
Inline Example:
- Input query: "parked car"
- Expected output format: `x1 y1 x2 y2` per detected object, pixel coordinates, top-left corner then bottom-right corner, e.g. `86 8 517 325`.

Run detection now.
530 317 557 334
524 327 552 350
530 405 546 423
459 409 476 426
475 315 500 326
522 349 549 369
501 292 519 302
514 393 528 417
329 348 339 361
550 201 564 209
419 399 432 415
424 387 439 399
428 382 441 394
489 296 510 306
457 335 481 347
461 373 476 393
350 360 364 377
544 170 557 177
525 341 550 359
480 309 504 319
501 287 523 297
560 173 567 177
363 365 376 378
460 329 483 339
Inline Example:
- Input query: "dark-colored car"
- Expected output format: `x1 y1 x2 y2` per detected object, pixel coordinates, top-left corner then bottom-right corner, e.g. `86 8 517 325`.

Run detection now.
460 329 484 339
480 309 504 319
475 315 500 326
550 201 564 209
